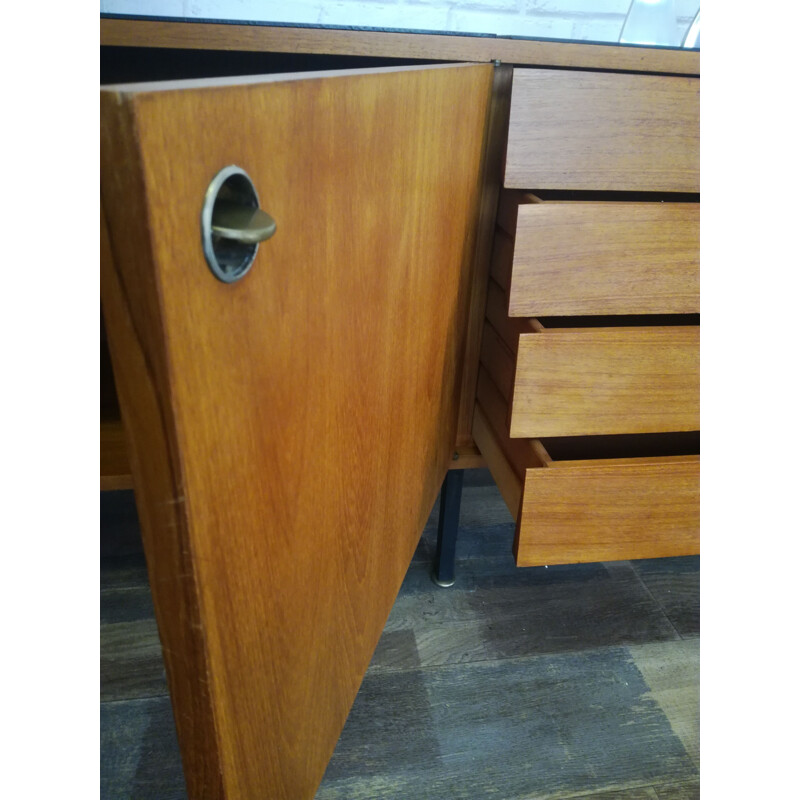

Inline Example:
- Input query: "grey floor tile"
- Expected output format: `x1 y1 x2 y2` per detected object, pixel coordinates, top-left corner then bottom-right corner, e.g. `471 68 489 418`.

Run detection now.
628 640 699 769
320 667 441 784
631 557 699 636
101 696 186 800
652 778 700 799
317 650 696 800
386 559 677 666
101 585 156 624
367 629 423 673
101 553 150 591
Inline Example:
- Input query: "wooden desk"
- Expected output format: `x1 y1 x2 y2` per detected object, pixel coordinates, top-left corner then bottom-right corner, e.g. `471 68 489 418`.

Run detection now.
101 19 699 799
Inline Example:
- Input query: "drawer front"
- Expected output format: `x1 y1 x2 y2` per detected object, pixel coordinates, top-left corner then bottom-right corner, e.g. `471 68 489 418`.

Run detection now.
514 458 700 566
511 327 700 438
505 69 699 192
509 202 699 316
472 369 700 567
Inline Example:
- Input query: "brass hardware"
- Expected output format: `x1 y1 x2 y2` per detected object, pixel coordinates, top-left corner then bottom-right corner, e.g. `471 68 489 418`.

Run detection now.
211 201 276 245
201 165 276 283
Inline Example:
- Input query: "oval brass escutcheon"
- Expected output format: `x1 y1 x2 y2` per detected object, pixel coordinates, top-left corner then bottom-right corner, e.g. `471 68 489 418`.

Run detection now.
201 165 276 283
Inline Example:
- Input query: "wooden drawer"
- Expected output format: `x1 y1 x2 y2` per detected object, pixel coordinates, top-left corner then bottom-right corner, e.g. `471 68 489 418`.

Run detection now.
484 280 699 438
472 368 699 567
512 323 699 437
516 453 699 566
505 68 699 192
494 192 699 317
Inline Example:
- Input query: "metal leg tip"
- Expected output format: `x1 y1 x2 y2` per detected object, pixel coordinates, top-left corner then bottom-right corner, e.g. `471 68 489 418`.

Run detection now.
432 573 456 588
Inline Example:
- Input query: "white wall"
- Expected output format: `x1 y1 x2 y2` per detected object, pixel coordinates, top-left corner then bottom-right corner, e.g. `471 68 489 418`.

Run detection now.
100 1 699 45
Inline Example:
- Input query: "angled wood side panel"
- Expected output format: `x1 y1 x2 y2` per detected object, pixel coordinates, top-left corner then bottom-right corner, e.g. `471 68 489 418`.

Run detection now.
505 69 699 192
100 185 224 798
101 64 492 799
455 63 512 448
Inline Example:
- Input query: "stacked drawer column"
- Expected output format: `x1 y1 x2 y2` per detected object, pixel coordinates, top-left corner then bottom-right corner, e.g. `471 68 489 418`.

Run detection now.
474 67 700 567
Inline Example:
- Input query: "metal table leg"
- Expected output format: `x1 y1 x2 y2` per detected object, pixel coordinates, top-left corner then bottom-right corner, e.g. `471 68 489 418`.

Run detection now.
433 469 464 587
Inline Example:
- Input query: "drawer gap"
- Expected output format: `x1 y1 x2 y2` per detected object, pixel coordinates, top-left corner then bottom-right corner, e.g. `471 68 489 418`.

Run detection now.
540 431 699 465
101 46 435 85
523 189 699 203
535 313 699 329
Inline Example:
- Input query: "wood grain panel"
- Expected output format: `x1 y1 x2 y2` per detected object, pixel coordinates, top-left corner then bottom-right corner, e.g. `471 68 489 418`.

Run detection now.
472 404 522 521
485 279 541 353
509 203 700 316
495 190 540 238
101 18 700 75
511 327 700 438
449 442 485 470
514 459 700 566
101 181 225 798
475 367 550 477
98 406 482 481
506 69 699 192
455 64 512 449
479 321 516 402
101 63 492 800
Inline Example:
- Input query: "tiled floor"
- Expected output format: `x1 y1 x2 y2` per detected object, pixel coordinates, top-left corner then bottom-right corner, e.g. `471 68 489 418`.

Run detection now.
101 469 699 799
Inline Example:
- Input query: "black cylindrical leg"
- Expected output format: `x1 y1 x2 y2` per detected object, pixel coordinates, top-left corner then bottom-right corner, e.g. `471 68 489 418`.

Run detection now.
433 469 464 587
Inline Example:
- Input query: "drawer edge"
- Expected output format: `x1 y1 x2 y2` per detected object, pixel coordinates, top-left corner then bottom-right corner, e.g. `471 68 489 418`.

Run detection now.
514 457 700 566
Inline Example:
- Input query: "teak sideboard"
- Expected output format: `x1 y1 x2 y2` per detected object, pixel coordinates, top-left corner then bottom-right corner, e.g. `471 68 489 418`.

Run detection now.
100 17 699 800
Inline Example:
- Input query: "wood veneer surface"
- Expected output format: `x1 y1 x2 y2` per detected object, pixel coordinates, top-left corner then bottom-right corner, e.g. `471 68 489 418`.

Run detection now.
509 202 700 316
101 63 492 800
511 327 700 438
455 63 512 449
515 460 700 566
472 404 522 520
101 17 700 75
506 69 699 192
